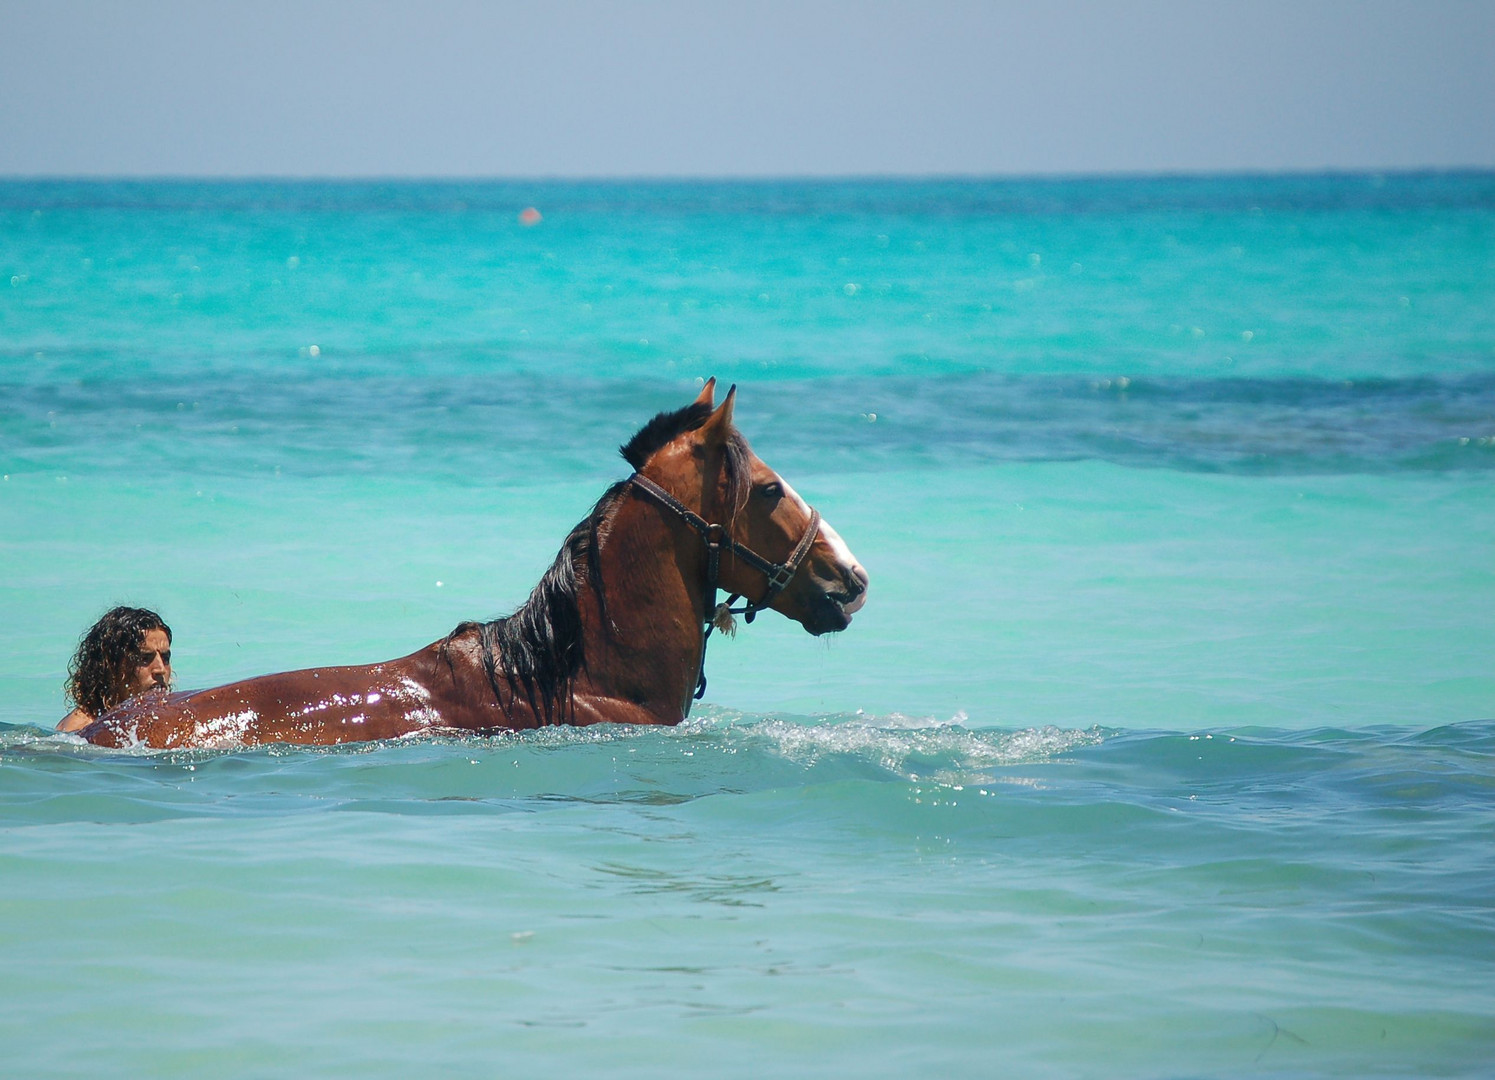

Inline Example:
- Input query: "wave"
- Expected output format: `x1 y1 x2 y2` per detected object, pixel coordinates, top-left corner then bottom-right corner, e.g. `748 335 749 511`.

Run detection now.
3 712 1490 828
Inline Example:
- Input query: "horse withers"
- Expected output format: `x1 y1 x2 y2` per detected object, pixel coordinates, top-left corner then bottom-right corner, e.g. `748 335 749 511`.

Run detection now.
82 381 869 749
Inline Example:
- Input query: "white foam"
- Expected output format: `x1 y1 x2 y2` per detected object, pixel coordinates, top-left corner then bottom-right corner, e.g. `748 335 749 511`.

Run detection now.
402 706 442 727
697 710 1105 785
194 708 259 749
394 677 432 703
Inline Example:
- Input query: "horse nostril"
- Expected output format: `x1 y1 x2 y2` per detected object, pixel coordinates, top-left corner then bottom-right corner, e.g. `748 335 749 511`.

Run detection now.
845 564 869 596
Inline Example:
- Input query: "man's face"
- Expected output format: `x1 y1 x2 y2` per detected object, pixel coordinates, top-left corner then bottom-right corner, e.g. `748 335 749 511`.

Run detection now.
129 628 172 696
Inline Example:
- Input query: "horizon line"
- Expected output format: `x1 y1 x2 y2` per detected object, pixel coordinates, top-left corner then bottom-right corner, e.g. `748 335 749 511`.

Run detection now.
3 165 1494 185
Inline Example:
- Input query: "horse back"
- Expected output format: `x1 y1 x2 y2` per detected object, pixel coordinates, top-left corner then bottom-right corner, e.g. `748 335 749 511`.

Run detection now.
81 647 468 749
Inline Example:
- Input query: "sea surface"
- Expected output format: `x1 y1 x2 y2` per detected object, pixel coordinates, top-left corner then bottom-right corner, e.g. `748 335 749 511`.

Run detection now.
2 175 1493 1077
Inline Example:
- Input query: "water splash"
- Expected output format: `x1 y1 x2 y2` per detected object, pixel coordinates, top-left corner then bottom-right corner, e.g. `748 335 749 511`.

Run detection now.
685 707 1107 783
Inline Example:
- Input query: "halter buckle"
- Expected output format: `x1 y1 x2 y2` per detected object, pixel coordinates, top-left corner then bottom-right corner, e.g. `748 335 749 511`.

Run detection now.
766 564 795 592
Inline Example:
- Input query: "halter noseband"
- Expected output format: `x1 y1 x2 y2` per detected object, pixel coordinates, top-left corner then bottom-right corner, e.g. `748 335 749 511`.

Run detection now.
629 472 821 710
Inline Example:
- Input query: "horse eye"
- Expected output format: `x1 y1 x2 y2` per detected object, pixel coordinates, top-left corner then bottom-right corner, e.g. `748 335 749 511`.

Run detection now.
759 482 783 499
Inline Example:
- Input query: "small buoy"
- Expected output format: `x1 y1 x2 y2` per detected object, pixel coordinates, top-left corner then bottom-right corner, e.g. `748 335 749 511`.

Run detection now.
519 207 542 226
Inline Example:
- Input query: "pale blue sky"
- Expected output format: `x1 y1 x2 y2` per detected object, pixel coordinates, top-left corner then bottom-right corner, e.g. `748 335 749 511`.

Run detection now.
2 0 1492 176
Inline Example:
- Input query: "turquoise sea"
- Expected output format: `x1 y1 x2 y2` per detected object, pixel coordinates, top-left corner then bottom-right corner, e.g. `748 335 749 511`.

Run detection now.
2 175 1493 1077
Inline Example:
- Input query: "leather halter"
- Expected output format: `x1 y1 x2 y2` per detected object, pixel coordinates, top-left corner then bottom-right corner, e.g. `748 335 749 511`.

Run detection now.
629 472 821 711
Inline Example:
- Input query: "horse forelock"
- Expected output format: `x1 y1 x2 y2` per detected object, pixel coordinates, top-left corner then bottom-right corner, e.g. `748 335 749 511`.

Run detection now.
719 432 752 527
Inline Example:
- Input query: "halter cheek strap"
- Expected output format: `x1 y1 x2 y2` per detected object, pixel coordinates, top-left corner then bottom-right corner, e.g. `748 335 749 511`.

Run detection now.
628 473 821 710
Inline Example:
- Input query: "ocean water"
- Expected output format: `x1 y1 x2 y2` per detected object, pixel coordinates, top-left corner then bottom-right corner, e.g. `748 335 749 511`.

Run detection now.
2 175 1493 1077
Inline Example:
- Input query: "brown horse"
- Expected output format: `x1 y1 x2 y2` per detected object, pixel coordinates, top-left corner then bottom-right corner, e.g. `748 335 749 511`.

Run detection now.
81 381 869 749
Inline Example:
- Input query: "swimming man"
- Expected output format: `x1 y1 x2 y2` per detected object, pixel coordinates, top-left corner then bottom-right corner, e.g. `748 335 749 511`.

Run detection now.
58 606 173 732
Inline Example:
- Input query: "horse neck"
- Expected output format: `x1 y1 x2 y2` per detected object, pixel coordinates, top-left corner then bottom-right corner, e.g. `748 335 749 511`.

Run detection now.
578 491 709 719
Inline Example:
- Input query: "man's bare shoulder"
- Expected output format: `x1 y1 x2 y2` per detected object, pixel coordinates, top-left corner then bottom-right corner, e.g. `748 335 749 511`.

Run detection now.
57 708 94 733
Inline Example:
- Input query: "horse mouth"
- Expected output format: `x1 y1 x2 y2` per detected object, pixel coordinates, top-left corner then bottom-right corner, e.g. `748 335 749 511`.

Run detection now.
821 587 867 629
800 566 867 635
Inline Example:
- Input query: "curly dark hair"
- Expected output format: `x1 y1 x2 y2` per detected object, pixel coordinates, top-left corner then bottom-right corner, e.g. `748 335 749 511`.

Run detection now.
65 606 172 719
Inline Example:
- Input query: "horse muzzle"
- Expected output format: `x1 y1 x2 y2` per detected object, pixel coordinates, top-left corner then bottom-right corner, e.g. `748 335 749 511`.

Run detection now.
804 561 869 634
838 563 870 616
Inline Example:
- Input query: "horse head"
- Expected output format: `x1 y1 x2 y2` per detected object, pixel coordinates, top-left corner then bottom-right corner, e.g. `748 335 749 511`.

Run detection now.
628 379 870 637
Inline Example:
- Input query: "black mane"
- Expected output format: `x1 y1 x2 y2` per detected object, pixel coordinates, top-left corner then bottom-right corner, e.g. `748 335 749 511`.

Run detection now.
447 483 624 725
619 400 713 469
619 397 752 518
450 398 750 724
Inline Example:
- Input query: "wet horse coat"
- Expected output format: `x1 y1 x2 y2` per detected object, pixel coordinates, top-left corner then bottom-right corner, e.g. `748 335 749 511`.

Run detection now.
83 382 869 749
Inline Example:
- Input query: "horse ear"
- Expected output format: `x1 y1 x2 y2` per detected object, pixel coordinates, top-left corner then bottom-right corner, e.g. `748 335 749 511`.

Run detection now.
699 384 736 445
692 377 717 409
